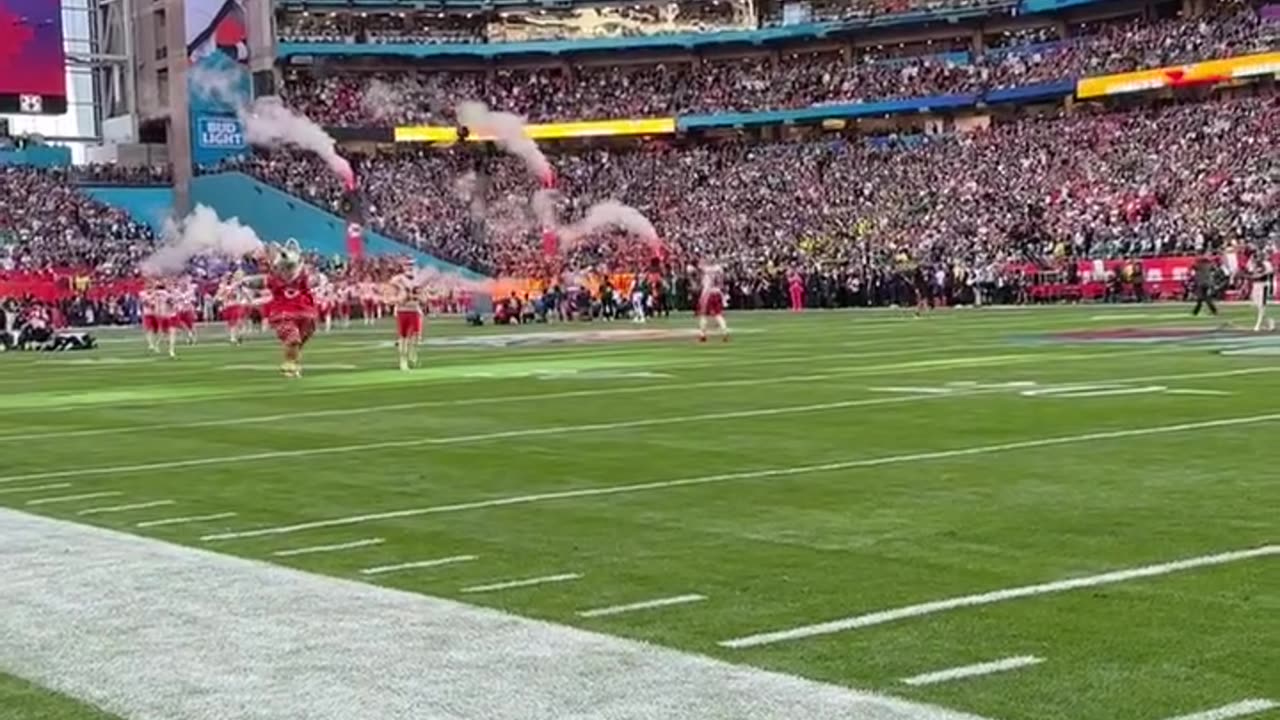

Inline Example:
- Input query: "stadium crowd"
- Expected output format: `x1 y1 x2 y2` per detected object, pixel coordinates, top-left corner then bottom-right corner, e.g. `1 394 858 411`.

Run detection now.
281 2 1275 125
0 167 158 277
230 95 1278 301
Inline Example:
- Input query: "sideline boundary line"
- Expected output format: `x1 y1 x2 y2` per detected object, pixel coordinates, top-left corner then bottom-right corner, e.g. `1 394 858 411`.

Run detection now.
720 545 1279 648
201 412 1280 541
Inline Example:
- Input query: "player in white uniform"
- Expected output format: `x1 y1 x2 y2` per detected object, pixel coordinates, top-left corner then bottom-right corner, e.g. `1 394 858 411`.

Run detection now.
1246 251 1276 332
388 268 426 371
697 263 729 342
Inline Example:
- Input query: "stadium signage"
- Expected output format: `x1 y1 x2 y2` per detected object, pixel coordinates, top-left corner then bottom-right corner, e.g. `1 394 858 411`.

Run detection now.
1076 52 1280 99
197 116 245 149
394 117 675 143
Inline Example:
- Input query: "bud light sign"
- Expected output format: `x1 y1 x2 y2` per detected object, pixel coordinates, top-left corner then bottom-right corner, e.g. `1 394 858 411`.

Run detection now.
198 116 244 149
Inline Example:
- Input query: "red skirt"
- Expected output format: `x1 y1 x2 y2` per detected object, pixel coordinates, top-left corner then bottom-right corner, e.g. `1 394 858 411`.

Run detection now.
699 291 724 317
396 310 423 338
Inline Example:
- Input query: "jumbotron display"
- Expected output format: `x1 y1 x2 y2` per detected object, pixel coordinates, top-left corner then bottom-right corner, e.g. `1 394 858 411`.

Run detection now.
0 0 68 115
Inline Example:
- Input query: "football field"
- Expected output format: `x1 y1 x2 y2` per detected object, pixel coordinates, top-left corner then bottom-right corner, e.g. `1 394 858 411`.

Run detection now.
1 306 1277 720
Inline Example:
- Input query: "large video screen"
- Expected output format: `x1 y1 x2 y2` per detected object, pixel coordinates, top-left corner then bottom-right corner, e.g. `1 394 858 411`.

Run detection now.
0 0 69 115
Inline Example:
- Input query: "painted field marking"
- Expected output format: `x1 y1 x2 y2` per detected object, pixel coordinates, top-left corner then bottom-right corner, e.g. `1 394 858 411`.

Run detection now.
0 392 996 485
78 500 176 516
719 545 1279 649
3 361 1257 490
136 512 237 529
202 413 1280 542
274 538 386 557
0 483 72 495
0 351 1046 443
26 491 122 506
2 507 995 720
359 555 476 576
1161 699 1279 720
1166 388 1234 397
577 594 707 618
900 656 1044 686
461 573 583 594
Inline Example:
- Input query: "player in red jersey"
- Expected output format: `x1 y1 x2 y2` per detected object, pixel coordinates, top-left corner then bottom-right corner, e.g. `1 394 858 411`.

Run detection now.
239 241 319 377
387 263 426 371
697 263 729 342
359 277 380 326
174 276 199 345
216 272 248 344
141 280 178 357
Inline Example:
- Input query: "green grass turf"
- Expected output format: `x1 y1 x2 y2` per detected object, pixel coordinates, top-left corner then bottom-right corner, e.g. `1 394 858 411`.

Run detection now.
2 306 1278 720
0 673 119 720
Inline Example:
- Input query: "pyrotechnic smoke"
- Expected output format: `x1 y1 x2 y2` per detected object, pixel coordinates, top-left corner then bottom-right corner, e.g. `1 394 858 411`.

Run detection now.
412 265 494 296
141 205 264 276
530 188 562 229
189 64 355 190
362 78 406 123
456 101 554 186
558 200 661 248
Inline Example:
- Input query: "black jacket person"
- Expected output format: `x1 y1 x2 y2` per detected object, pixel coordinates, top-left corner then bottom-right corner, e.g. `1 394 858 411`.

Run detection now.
1191 256 1219 316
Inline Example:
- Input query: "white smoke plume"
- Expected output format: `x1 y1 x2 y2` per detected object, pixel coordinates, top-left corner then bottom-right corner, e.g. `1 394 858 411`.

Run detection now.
141 205 264 276
189 64 355 190
412 265 494 296
558 200 661 248
456 101 554 186
530 188 562 229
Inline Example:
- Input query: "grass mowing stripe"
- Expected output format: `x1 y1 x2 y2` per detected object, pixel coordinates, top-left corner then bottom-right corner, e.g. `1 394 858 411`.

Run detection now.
900 656 1044 686
719 545 1279 648
200 412 1280 541
0 346 1188 443
0 392 973 484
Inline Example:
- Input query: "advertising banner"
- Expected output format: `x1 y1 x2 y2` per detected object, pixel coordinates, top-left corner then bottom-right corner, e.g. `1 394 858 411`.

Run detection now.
187 0 251 169
1076 52 1280 99
394 117 675 143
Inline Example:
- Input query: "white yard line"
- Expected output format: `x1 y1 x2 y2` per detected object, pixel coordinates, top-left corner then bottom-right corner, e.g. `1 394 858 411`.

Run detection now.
274 538 386 557
136 512 237 528
359 555 477 575
0 507 992 720
1166 389 1234 396
78 500 176 516
1160 700 1279 720
0 350 1044 444
461 573 583 594
3 362 1263 490
900 656 1044 686
0 482 72 495
578 594 707 618
203 412 1280 542
720 545 1279 649
25 491 122 506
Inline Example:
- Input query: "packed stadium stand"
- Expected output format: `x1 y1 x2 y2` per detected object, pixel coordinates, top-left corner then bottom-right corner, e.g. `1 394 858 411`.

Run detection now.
277 1 1273 123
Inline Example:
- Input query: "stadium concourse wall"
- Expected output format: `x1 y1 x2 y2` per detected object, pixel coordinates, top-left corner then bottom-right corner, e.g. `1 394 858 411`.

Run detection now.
82 186 175 236
189 172 486 279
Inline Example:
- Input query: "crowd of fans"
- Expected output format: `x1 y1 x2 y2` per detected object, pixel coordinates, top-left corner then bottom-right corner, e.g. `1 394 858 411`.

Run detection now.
282 2 1276 125
765 0 1014 25
231 95 1279 302
0 167 158 277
